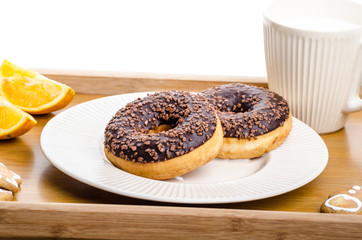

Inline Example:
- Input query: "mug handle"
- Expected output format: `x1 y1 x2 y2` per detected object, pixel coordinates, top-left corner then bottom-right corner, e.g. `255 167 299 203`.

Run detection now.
343 40 362 113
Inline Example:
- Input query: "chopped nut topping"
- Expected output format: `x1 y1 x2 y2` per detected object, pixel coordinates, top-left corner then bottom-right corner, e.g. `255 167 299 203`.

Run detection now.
104 91 218 163
201 83 290 139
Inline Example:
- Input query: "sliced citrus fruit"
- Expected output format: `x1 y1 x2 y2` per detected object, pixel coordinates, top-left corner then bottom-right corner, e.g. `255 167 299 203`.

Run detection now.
0 59 37 78
0 96 37 140
0 60 75 114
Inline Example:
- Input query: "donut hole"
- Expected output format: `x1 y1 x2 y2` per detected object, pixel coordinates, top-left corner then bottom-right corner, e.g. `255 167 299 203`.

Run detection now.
147 116 180 134
148 124 173 134
222 100 254 114
231 103 253 114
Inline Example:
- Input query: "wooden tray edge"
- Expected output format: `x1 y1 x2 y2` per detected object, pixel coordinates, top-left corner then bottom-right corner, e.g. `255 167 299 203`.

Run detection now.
1 201 362 239
35 68 268 95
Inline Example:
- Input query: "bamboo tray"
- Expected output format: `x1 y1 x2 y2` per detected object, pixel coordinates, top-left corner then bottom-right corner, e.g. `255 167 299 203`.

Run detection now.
1 70 362 239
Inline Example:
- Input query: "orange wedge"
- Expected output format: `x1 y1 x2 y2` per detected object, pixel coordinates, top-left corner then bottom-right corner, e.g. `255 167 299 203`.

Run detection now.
0 60 75 114
0 96 37 140
1 59 37 78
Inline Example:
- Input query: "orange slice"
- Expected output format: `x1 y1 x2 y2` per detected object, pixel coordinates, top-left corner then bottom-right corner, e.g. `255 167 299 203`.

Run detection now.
1 59 37 78
0 96 37 140
0 60 75 114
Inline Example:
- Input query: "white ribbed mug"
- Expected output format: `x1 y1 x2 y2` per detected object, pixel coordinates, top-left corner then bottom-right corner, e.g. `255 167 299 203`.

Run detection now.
263 0 362 134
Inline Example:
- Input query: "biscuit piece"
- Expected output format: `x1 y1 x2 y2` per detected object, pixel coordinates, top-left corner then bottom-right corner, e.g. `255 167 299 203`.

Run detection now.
321 185 362 214
0 188 14 201
0 162 21 193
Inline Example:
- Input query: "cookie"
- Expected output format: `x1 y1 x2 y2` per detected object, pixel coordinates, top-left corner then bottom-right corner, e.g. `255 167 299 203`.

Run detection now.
0 162 22 193
0 188 14 201
321 185 362 214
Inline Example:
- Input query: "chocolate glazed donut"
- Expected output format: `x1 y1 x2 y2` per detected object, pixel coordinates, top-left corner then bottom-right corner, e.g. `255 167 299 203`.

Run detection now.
104 91 223 180
201 83 292 159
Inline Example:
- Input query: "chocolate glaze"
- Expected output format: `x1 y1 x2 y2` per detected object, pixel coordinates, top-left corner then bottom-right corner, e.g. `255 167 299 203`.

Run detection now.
201 83 290 139
104 91 218 163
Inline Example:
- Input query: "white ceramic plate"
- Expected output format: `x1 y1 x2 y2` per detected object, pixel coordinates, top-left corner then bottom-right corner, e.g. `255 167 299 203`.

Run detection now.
41 92 328 204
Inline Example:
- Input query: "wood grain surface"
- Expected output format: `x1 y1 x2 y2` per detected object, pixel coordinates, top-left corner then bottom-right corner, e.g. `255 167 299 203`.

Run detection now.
38 69 268 94
1 201 362 240
1 72 362 239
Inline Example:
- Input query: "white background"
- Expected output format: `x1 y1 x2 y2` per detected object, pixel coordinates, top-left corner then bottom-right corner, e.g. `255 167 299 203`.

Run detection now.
0 0 272 78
